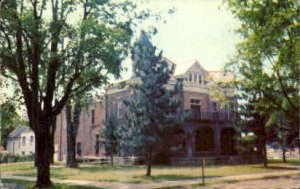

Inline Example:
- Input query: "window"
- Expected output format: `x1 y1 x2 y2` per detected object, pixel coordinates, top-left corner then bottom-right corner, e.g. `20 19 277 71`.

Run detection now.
77 142 82 156
190 99 200 104
230 103 235 112
194 74 197 83
30 135 34 145
95 134 100 156
190 99 201 119
91 109 95 125
188 72 192 82
212 102 218 112
22 136 26 146
198 74 202 84
22 151 25 155
117 101 123 118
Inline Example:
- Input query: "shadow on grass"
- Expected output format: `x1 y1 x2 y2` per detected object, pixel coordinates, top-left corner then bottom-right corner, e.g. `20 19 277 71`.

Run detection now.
256 165 299 171
133 174 219 182
70 164 143 173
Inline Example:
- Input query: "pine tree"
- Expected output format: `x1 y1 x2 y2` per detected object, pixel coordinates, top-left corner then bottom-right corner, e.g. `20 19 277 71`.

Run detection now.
102 115 120 166
124 31 184 176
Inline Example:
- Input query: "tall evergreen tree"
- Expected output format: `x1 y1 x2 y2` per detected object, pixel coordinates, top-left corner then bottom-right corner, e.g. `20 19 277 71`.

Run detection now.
102 115 120 166
124 31 184 176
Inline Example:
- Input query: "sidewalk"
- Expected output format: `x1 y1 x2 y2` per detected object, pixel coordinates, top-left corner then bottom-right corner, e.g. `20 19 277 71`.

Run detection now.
2 170 300 189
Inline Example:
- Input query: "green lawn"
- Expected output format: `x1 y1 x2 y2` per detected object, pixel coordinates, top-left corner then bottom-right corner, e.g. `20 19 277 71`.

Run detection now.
2 179 100 189
1 159 299 183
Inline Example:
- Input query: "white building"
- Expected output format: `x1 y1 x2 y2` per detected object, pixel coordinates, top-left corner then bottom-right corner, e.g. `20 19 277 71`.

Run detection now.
6 127 35 156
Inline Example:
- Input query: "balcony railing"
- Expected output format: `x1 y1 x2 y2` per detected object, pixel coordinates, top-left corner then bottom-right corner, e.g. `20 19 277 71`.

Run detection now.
184 110 237 121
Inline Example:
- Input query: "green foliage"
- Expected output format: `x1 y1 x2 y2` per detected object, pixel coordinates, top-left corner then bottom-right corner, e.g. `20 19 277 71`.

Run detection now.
102 115 120 156
0 0 140 118
226 0 300 153
0 101 22 147
123 31 185 163
0 153 35 163
0 0 151 185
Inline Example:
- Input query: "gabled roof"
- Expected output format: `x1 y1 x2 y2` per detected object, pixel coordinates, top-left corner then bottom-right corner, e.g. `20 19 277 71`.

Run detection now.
8 126 31 139
174 60 208 77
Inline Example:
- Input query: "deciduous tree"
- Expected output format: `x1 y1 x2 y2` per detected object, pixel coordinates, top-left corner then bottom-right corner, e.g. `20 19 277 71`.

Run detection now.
0 0 142 187
226 0 300 164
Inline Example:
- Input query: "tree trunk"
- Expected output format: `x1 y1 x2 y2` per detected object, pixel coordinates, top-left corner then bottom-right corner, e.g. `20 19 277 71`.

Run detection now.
34 124 52 188
110 147 114 166
262 140 268 167
146 150 152 176
50 116 57 164
66 129 77 167
298 141 300 160
282 148 286 163
66 104 81 168
298 127 300 160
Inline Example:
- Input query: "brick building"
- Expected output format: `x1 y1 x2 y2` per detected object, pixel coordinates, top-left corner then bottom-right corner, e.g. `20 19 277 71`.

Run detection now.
55 59 240 163
106 59 239 163
54 100 106 161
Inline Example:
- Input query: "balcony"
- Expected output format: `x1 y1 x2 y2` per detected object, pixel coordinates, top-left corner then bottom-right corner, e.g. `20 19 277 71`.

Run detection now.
184 110 237 122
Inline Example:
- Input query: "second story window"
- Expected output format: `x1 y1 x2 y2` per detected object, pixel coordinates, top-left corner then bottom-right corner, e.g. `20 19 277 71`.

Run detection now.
194 74 197 83
91 109 95 125
22 136 26 146
189 72 192 82
190 99 201 118
30 135 34 145
198 74 202 84
117 101 123 118
212 102 218 112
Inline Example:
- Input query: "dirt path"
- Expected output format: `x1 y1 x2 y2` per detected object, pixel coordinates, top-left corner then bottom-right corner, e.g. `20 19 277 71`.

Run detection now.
202 176 300 189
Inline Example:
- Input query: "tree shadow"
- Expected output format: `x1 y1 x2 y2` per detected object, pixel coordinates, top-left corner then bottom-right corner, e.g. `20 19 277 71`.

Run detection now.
133 174 219 182
257 165 299 170
61 164 142 173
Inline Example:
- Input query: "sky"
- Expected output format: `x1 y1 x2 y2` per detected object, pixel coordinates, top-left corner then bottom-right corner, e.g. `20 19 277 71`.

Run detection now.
0 0 242 110
121 0 241 80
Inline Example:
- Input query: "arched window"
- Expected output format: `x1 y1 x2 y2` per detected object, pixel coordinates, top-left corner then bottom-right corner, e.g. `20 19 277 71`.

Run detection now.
195 127 214 151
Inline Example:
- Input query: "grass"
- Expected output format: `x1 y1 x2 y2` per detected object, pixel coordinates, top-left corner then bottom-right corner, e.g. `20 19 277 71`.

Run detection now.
1 179 101 189
1 159 299 184
0 161 34 172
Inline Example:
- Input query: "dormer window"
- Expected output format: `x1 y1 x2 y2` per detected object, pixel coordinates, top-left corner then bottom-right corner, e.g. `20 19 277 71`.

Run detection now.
188 72 192 82
198 74 202 84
